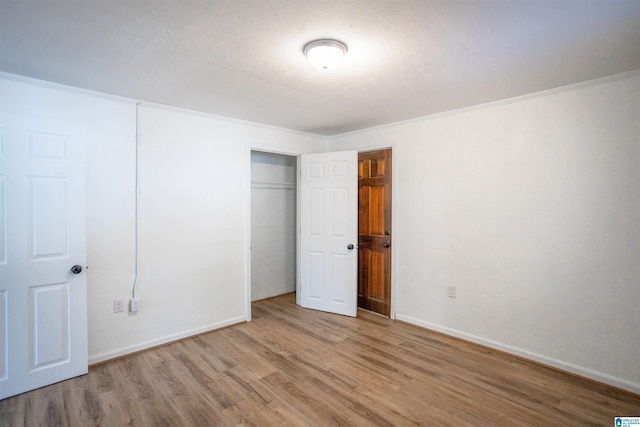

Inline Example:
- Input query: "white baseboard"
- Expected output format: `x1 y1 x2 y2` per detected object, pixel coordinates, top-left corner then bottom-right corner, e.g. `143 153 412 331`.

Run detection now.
395 313 640 395
88 315 247 365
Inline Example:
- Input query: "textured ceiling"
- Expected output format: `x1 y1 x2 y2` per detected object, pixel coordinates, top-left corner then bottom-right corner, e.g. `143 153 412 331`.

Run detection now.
1 0 640 136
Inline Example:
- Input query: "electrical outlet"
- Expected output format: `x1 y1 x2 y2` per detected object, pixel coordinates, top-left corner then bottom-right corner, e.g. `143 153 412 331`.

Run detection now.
130 298 142 312
113 299 124 313
447 286 457 298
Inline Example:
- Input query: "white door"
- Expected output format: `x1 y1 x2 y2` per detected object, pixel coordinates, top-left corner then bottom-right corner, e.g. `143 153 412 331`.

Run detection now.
300 151 358 317
0 114 87 400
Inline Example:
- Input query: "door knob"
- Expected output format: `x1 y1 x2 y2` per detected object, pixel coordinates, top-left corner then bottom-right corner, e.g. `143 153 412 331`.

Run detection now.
347 244 355 250
70 265 83 274
383 242 390 248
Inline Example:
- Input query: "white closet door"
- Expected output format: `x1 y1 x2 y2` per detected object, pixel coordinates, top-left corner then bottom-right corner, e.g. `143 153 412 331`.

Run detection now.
300 151 358 317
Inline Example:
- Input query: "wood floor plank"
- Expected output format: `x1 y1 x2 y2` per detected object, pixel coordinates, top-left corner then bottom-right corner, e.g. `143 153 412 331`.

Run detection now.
1 293 639 426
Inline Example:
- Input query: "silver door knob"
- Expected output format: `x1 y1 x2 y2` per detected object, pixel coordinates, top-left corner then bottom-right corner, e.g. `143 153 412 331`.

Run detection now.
70 265 83 274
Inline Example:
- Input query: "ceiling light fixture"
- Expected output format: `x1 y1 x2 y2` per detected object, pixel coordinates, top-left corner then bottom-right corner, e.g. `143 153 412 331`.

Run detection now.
303 39 348 70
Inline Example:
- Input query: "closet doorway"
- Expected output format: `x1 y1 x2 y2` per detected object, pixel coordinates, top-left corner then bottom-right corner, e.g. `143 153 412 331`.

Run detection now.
250 151 297 301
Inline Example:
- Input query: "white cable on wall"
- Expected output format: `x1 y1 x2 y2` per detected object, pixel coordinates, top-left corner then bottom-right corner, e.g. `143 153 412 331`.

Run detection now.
132 102 140 299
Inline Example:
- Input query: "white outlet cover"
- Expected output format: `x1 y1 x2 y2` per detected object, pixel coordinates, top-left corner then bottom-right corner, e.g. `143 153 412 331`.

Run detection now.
130 298 142 312
113 299 124 313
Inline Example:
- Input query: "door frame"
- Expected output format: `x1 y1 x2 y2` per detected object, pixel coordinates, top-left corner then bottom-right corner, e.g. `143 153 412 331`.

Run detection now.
244 144 397 320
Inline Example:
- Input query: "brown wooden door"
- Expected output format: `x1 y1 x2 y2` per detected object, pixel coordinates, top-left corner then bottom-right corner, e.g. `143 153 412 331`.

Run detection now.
358 149 392 316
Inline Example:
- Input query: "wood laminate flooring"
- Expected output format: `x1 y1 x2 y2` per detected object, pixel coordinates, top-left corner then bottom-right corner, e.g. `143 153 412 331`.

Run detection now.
1 293 638 426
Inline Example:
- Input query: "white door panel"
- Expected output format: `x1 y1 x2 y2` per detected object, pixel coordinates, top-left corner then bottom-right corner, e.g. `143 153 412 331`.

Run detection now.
0 290 6 382
0 173 6 265
300 151 357 317
0 115 87 400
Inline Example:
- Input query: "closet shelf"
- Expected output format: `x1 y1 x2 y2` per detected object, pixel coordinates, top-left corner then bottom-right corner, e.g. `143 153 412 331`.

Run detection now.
250 181 295 190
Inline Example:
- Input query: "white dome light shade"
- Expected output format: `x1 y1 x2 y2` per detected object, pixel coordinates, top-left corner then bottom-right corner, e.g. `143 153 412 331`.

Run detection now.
303 39 348 70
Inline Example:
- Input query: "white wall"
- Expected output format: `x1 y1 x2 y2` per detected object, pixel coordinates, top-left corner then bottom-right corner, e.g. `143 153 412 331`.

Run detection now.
1 74 325 365
100 105 323 362
328 72 640 393
251 152 297 301
4 70 638 394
